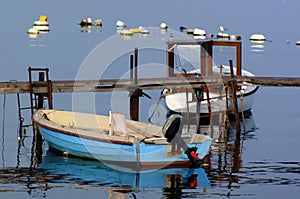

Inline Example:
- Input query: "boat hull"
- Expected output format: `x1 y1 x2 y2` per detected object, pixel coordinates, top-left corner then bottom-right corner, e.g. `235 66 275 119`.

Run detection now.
164 65 259 115
164 86 258 114
33 110 212 170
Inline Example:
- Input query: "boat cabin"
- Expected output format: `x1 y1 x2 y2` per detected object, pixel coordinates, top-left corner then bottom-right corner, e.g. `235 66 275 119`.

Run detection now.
166 40 242 77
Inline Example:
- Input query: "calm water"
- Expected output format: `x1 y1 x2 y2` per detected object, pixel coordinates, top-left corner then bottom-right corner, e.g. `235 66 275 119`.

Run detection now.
1 0 300 198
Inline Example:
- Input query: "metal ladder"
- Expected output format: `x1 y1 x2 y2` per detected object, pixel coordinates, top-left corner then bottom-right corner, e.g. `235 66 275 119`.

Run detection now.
17 67 53 131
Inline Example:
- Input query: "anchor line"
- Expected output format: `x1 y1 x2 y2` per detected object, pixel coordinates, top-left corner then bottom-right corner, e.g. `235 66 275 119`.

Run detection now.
2 93 6 168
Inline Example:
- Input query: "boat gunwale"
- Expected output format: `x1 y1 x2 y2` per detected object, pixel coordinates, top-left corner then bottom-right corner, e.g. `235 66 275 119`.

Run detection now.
33 116 135 146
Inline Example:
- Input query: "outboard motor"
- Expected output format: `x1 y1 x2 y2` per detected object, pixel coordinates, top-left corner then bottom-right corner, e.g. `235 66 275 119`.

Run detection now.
162 114 183 143
162 114 201 166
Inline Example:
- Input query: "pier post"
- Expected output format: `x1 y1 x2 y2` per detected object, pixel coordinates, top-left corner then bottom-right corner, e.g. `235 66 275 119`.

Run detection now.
130 48 140 121
229 60 241 135
45 68 53 109
166 43 175 77
194 88 202 134
205 86 214 135
37 72 45 109
201 41 213 76
35 72 45 164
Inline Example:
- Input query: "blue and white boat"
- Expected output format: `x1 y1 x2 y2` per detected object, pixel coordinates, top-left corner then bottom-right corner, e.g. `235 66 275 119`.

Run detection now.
33 109 212 170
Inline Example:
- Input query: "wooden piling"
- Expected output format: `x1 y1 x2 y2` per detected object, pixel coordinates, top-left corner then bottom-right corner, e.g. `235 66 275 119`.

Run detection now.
134 48 138 85
194 88 202 134
45 68 53 109
37 72 45 109
130 48 140 121
229 60 241 134
130 55 134 80
205 86 214 136
224 86 230 130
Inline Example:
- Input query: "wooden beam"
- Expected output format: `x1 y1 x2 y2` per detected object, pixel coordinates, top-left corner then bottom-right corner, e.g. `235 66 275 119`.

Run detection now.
2 76 300 95
166 43 175 77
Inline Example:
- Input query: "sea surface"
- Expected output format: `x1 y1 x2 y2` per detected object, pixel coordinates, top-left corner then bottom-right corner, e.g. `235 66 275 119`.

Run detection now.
1 0 300 198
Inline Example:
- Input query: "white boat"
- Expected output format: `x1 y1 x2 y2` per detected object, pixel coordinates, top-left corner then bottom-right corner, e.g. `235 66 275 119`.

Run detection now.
163 39 258 117
163 65 258 115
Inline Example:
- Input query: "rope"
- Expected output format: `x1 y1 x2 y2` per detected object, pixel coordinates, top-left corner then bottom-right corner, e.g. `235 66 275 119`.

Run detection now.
148 94 164 124
1 93 6 168
2 93 6 135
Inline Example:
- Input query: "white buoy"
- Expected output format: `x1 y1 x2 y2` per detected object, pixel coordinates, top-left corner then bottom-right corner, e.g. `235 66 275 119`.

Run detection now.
230 34 242 40
137 26 149 34
33 25 49 31
186 29 194 35
27 27 39 34
94 19 102 27
33 20 49 26
250 33 266 41
193 28 206 36
79 17 92 26
63 152 69 158
160 22 168 29
116 20 127 27
141 29 150 34
296 41 300 45
217 32 230 39
193 35 206 40
33 15 50 31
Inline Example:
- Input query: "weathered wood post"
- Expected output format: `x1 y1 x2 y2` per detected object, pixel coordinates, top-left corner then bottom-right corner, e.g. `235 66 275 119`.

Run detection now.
205 86 214 136
229 60 241 135
35 72 45 164
37 72 45 109
45 68 53 109
130 48 140 121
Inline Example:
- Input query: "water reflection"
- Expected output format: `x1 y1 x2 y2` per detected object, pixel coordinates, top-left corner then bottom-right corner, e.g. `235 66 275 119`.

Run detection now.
2 112 300 198
0 151 211 198
40 151 210 186
250 40 265 52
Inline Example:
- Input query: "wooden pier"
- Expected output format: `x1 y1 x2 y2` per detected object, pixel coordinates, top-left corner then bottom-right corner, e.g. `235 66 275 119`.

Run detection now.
1 39 300 135
2 75 300 95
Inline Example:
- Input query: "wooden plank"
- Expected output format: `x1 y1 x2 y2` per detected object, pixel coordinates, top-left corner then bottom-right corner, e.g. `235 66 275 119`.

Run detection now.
2 76 300 94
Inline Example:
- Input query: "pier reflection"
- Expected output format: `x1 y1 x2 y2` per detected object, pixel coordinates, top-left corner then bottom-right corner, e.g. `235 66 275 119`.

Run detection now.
204 113 258 197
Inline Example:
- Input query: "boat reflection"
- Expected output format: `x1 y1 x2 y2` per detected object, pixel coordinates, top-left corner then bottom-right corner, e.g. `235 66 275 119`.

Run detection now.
38 151 210 196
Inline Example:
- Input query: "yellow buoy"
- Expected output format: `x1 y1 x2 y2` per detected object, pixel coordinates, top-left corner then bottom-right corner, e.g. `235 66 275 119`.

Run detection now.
129 28 142 33
39 15 48 22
